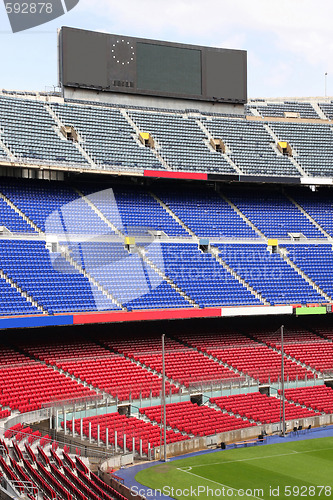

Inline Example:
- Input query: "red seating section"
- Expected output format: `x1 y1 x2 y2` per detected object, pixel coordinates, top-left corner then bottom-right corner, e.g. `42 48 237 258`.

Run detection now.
140 401 256 437
0 407 10 420
0 437 126 500
102 336 240 388
284 385 333 413
211 392 320 424
252 328 333 374
0 346 98 412
17 339 178 400
174 331 314 383
66 412 189 455
315 327 333 341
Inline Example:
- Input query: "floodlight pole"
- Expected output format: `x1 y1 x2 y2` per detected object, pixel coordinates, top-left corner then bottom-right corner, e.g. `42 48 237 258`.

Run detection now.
281 325 286 437
162 334 168 461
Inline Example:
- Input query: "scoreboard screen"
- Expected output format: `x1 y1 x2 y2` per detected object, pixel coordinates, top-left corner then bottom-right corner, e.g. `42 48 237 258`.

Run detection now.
59 27 247 103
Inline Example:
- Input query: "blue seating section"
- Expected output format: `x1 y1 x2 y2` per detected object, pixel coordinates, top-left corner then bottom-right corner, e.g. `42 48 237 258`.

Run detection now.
0 278 41 316
216 244 326 305
0 179 114 234
287 188 333 237
0 240 121 314
66 241 191 310
50 102 161 171
223 186 323 238
282 244 333 298
146 243 262 308
0 198 35 233
0 96 87 166
0 178 331 316
153 187 258 238
79 183 188 237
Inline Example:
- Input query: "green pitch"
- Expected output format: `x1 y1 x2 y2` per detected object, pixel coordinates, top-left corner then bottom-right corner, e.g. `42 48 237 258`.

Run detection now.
135 437 333 499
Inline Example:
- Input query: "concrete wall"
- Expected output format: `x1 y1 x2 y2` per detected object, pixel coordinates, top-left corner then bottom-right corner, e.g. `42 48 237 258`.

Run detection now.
100 471 146 500
154 414 333 459
63 87 245 115
100 453 134 470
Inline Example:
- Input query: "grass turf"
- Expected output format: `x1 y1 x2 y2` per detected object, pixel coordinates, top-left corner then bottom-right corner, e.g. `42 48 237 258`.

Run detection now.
135 437 333 499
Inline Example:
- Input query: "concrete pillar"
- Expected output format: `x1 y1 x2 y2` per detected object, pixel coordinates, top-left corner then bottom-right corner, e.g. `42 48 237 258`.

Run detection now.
80 419 83 440
124 434 126 453
106 428 109 449
115 430 118 453
140 439 143 458
89 422 92 443
97 425 100 447
72 417 75 437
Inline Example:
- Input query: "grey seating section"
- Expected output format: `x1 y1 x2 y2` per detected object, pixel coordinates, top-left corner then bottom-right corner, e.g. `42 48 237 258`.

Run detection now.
318 103 333 120
244 105 255 116
0 96 88 167
50 102 163 172
0 146 8 159
268 121 333 177
201 117 299 176
253 102 319 119
128 110 236 174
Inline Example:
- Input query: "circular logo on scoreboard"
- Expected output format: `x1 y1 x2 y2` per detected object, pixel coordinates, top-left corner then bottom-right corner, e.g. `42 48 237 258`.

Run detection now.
111 39 135 65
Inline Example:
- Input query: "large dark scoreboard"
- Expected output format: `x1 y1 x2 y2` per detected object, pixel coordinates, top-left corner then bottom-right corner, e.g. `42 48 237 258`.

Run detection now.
58 27 247 103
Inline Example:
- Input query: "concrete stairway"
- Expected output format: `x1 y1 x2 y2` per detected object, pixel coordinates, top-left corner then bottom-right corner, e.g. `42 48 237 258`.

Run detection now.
0 269 45 314
282 189 332 239
120 109 171 170
278 247 331 302
148 191 195 237
44 103 98 169
210 246 270 305
136 246 199 308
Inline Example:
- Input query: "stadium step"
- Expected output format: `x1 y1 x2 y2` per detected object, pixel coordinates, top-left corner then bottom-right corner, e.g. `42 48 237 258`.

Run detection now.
58 247 126 311
263 124 307 177
137 246 200 308
210 246 270 306
0 192 42 234
74 188 124 237
148 191 196 237
93 339 185 391
207 400 261 424
44 103 98 169
311 102 328 120
0 137 16 162
194 116 244 175
278 247 332 302
120 109 172 170
218 191 266 238
169 334 260 385
282 189 332 238
0 269 46 314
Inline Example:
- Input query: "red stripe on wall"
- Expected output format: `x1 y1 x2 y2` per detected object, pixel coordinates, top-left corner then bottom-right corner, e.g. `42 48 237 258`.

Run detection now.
144 170 208 180
73 307 221 325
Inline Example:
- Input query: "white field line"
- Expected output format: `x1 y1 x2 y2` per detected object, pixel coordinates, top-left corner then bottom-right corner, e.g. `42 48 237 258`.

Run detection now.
178 468 263 500
177 445 333 470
